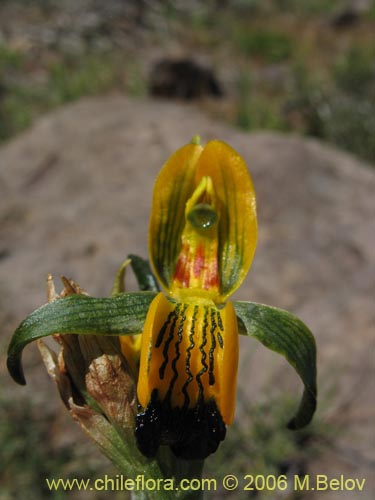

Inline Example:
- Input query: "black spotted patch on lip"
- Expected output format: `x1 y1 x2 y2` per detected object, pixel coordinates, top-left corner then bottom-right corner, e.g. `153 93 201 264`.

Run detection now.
135 389 226 459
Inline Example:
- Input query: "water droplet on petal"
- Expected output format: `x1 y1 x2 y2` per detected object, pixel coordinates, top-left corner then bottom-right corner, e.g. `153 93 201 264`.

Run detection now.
188 203 218 230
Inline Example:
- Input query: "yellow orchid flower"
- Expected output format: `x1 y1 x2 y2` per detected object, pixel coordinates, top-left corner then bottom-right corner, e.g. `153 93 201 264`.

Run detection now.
119 137 257 459
7 136 317 471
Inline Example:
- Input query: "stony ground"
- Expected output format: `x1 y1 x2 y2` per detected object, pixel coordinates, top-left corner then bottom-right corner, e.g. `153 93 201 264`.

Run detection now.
0 96 374 498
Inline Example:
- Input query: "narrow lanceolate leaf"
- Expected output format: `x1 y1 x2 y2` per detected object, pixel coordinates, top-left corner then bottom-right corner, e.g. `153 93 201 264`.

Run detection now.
7 292 157 386
234 301 317 429
127 254 160 292
111 255 159 296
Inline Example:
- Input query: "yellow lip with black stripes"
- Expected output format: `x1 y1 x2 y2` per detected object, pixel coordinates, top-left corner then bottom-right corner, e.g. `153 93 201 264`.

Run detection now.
122 137 257 459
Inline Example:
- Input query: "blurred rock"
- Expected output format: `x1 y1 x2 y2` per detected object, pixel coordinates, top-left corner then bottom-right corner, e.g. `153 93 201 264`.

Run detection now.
331 8 360 29
0 96 373 497
150 58 223 99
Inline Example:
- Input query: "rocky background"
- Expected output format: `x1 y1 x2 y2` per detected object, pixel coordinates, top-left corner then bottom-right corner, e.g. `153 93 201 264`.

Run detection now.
0 2 374 499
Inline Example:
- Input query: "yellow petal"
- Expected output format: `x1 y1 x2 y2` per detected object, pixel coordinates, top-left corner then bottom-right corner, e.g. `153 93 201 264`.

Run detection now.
149 139 257 301
149 143 203 292
119 334 142 377
195 140 257 300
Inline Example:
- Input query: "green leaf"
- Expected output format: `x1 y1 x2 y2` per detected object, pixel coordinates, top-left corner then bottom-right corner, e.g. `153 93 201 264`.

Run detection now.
128 254 160 292
7 291 157 386
111 255 160 296
234 301 317 429
111 258 131 295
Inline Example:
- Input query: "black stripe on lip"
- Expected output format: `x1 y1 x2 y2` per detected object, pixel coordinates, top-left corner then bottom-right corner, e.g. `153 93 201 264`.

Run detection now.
196 306 209 404
208 308 217 386
182 304 198 409
158 304 180 380
166 304 188 401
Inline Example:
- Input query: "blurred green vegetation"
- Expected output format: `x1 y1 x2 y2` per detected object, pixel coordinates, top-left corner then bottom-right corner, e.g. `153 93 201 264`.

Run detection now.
0 392 83 499
236 71 287 132
285 44 375 163
205 392 331 499
0 0 373 163
269 0 351 15
0 44 146 142
0 388 128 499
234 29 293 62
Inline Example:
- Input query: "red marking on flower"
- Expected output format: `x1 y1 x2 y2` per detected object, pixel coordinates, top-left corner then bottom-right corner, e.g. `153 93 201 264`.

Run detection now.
173 241 219 291
204 263 219 290
173 243 190 287
193 245 205 278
